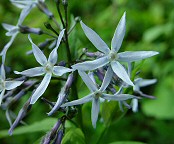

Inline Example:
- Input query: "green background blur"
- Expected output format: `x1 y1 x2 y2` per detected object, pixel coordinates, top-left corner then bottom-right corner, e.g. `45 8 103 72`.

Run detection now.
0 0 174 144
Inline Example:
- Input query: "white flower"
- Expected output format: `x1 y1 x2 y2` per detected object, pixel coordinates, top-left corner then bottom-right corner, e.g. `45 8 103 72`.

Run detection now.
1 6 32 63
72 12 159 86
61 67 136 128
0 65 24 105
15 29 72 104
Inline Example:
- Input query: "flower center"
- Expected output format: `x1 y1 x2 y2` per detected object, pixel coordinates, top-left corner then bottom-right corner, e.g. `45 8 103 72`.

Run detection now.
109 52 118 61
94 91 102 98
44 63 53 73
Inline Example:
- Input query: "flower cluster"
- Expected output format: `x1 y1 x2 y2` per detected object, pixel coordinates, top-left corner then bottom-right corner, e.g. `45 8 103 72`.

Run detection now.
1 0 159 141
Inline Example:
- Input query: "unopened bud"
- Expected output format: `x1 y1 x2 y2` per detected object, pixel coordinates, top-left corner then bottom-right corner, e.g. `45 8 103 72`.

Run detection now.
37 1 53 18
54 130 63 144
19 25 43 35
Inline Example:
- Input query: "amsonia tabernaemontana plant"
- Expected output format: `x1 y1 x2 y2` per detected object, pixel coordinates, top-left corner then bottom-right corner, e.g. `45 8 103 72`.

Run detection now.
0 0 159 143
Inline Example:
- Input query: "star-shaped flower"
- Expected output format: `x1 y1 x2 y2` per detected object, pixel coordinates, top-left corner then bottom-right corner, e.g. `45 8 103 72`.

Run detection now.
0 65 24 105
1 6 32 63
72 12 159 86
61 67 136 128
15 29 72 104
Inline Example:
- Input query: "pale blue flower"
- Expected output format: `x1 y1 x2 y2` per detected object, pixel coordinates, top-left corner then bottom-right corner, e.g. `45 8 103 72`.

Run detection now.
72 12 159 86
61 67 136 128
0 65 24 105
1 6 32 63
15 29 72 104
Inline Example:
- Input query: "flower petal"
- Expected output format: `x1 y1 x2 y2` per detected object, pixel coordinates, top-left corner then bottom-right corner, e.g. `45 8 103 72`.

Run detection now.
137 79 157 87
48 48 58 65
78 70 98 92
61 93 93 107
0 90 5 105
111 61 134 86
47 87 66 116
53 66 72 76
55 29 65 50
17 5 34 25
80 21 110 54
102 93 136 101
72 56 109 71
91 98 100 128
1 65 6 80
5 81 24 90
14 67 45 77
1 33 18 64
111 12 126 52
30 73 52 104
2 23 16 31
118 51 159 62
28 35 47 66
99 66 113 92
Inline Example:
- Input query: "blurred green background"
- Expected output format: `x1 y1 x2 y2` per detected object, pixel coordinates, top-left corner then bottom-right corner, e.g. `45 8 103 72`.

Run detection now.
0 0 174 144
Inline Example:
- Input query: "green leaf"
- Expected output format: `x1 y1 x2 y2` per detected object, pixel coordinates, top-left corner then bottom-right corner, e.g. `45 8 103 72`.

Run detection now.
62 128 85 144
101 101 126 126
142 76 174 119
109 141 145 144
0 118 57 139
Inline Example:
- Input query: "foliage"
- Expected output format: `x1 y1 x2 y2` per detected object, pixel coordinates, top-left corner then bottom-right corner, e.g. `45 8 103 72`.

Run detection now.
0 0 174 144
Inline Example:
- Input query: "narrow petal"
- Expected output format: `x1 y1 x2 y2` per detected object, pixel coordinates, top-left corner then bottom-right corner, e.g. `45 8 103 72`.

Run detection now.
111 12 126 52
2 23 16 31
14 67 45 77
111 61 134 86
99 66 113 92
5 81 24 90
61 93 93 107
91 98 100 128
17 5 34 25
48 48 58 65
80 21 110 54
55 29 65 50
1 33 18 64
72 56 109 71
48 87 66 116
1 65 6 80
78 70 98 92
102 93 136 101
53 66 72 76
28 35 47 66
138 79 157 87
118 51 159 62
0 90 5 105
30 73 52 104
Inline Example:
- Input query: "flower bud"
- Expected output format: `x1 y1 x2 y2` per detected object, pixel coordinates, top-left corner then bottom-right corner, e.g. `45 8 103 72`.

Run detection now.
19 25 43 35
37 1 53 18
